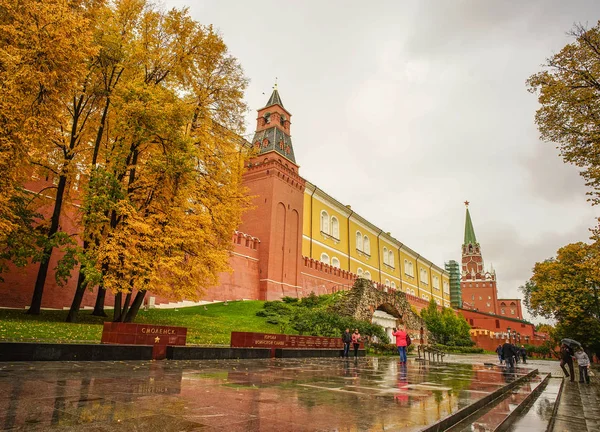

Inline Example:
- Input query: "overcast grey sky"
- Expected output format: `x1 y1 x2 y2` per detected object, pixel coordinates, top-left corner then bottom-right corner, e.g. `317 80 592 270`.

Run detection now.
168 0 599 321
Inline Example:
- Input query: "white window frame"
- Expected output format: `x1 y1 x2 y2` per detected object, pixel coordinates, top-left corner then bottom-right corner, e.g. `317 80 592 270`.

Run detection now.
363 235 371 255
357 268 364 277
364 271 371 280
420 268 428 284
391 281 396 289
331 257 340 268
320 210 329 234
383 247 388 265
385 279 390 286
443 281 449 294
356 231 363 251
320 253 330 265
331 216 339 239
388 251 394 267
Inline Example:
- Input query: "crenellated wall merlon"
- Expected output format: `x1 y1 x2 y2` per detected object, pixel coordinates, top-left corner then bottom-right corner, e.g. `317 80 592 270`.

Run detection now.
232 231 260 251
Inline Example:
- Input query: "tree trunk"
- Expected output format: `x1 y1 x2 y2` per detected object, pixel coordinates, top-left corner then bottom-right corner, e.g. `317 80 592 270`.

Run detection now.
113 292 122 322
124 291 146 323
27 175 68 315
68 96 111 322
66 270 88 322
28 94 86 315
120 292 132 319
92 287 107 316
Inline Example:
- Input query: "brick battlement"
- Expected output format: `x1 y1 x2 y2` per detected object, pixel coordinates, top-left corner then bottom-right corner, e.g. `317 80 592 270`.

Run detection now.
302 256 356 280
244 156 305 191
232 230 260 251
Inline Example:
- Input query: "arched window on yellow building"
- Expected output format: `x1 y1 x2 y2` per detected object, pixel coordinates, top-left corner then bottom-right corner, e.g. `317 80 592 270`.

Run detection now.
320 211 329 234
363 236 371 255
388 251 394 267
364 271 371 280
331 217 339 239
320 253 330 265
332 257 340 268
356 231 363 251
383 247 388 265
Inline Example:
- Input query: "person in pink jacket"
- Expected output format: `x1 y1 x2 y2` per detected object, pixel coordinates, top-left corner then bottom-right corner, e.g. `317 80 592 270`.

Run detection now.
392 327 408 363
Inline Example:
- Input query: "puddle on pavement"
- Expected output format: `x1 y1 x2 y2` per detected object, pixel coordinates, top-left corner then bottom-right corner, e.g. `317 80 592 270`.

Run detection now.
0 357 534 431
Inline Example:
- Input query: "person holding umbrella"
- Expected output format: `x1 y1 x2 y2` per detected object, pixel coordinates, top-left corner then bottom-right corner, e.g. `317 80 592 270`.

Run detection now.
560 341 575 382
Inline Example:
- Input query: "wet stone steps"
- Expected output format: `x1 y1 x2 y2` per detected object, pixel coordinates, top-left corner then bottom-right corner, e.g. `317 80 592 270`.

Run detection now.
505 376 562 432
444 373 547 432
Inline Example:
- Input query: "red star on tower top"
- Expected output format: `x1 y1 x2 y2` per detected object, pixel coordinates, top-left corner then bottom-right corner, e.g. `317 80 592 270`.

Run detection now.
464 200 470 207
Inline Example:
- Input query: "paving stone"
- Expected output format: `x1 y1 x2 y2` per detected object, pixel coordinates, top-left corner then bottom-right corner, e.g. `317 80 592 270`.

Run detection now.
0 357 532 431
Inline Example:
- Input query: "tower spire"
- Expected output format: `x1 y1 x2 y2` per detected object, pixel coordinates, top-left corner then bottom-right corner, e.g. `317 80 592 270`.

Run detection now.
252 84 295 163
265 79 284 108
463 201 477 245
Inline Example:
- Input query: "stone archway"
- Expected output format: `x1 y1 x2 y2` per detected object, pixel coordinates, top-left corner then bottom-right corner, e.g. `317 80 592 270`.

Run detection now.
372 303 402 342
333 278 429 343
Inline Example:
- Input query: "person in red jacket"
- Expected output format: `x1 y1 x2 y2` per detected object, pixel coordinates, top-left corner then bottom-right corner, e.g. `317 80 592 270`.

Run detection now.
392 327 408 364
351 329 361 359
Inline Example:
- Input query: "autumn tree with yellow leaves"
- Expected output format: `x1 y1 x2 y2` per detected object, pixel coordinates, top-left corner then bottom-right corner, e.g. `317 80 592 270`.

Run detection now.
0 0 250 321
521 242 600 355
525 21 600 356
527 22 600 205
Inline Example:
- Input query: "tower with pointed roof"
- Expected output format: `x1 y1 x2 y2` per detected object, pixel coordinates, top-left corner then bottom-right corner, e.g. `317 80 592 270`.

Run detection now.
239 86 306 300
251 85 296 163
460 202 499 314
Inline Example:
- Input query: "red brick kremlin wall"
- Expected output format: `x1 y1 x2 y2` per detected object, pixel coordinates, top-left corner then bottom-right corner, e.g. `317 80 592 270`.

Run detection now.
0 229 262 310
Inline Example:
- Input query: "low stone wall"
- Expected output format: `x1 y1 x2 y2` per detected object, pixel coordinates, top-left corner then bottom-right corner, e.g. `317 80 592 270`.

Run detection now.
0 342 153 362
166 346 271 360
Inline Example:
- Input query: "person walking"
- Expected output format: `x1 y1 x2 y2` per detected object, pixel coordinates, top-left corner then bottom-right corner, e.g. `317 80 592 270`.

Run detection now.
392 327 408 364
496 344 503 364
502 340 517 368
574 348 591 384
519 345 527 364
342 328 352 358
560 343 575 382
351 329 361 359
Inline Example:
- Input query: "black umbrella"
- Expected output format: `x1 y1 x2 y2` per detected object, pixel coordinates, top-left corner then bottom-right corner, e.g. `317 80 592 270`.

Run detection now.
561 338 582 348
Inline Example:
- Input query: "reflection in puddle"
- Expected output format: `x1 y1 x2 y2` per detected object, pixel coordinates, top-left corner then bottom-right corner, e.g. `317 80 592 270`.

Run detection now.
0 358 533 431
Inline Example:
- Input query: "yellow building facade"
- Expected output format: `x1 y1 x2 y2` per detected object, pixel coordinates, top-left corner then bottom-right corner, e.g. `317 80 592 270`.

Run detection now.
302 182 451 308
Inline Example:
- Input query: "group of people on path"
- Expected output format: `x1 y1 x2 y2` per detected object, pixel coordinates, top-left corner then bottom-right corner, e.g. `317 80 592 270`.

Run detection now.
342 328 362 359
342 326 411 362
496 340 592 384
559 342 591 384
496 341 527 368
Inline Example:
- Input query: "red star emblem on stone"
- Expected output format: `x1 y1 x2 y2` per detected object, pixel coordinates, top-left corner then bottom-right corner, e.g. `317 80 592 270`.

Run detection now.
464 200 469 207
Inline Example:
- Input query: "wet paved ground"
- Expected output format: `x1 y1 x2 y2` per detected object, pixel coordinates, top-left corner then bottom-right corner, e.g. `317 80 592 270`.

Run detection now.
444 354 600 432
0 357 534 431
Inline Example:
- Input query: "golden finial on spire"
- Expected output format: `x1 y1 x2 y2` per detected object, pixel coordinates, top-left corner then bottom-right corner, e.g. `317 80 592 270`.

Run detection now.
274 77 278 90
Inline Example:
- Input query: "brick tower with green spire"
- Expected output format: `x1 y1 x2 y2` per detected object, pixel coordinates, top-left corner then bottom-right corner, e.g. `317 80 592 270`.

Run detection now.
460 201 498 314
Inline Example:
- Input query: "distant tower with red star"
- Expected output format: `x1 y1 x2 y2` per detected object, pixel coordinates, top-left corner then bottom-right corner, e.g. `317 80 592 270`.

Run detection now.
460 201 499 315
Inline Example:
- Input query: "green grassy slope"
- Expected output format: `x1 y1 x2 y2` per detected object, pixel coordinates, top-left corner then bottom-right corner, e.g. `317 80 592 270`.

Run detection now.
0 300 280 345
